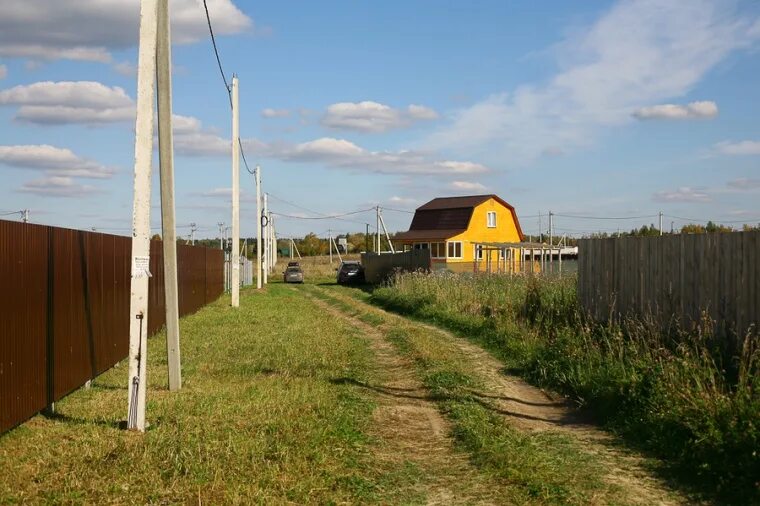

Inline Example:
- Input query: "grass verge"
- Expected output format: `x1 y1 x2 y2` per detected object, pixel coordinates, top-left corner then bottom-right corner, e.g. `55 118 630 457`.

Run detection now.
306 283 635 505
369 272 759 504
0 284 420 504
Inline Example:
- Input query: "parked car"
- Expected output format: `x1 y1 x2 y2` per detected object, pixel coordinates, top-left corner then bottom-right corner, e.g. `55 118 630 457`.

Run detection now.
283 265 304 283
336 261 365 284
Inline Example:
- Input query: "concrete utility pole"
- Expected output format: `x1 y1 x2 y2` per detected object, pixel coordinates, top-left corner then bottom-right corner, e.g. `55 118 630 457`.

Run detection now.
376 206 380 253
549 211 554 246
218 222 225 249
156 0 181 392
255 165 262 289
230 75 240 308
329 229 333 264
190 222 197 245
270 214 276 271
21 209 29 223
263 193 269 285
659 211 663 236
127 0 159 433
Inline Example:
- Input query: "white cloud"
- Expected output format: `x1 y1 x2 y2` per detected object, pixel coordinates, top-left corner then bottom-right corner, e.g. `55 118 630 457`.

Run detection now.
0 144 114 178
715 140 760 156
448 181 487 192
245 136 489 176
261 108 291 118
171 116 230 156
633 101 718 120
113 61 137 77
652 186 711 203
321 101 439 133
0 64 7 80
0 0 252 63
427 0 760 164
388 196 418 206
727 178 760 190
407 104 439 120
19 176 99 198
0 81 135 125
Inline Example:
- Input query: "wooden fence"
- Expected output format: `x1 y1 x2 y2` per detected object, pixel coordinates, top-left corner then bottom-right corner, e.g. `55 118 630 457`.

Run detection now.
578 231 759 340
0 220 224 435
361 250 431 283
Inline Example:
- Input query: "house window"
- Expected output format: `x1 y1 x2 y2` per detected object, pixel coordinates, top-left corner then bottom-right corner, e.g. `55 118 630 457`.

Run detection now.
475 245 483 260
487 211 497 228
447 241 462 259
402 244 411 252
413 242 429 250
431 242 446 258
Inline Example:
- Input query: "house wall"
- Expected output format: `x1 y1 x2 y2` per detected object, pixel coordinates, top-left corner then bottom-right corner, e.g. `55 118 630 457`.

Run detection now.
448 197 522 263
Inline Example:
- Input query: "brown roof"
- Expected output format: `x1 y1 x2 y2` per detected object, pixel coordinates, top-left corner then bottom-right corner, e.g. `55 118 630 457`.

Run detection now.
403 194 525 241
417 195 496 211
394 229 465 241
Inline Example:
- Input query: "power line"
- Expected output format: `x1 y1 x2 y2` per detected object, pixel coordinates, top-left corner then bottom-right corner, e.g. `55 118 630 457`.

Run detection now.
202 0 232 105
201 0 253 176
553 212 659 220
382 206 414 214
271 208 375 220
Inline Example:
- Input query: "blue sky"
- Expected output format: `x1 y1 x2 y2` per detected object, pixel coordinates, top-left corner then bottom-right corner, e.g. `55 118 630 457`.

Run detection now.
1 0 759 240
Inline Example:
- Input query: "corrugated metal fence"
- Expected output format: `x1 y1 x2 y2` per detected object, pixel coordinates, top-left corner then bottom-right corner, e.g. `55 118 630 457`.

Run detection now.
1 220 224 435
578 231 759 341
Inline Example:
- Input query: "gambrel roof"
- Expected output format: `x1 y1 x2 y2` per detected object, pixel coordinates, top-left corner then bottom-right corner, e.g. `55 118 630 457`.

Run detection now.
395 194 525 242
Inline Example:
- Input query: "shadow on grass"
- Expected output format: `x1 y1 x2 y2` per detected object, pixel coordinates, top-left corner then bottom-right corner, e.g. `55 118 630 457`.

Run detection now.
41 411 124 430
329 376 586 427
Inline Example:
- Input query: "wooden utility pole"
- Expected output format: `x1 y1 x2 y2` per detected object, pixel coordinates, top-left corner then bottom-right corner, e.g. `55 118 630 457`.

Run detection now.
156 0 181 391
255 165 262 289
231 75 240 308
127 0 159 432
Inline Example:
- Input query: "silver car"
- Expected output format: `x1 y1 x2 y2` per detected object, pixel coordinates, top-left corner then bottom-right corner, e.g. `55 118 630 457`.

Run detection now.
283 265 304 283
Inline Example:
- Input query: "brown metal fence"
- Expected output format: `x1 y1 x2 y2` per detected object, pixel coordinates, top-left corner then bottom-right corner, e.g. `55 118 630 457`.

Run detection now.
578 231 759 341
0 219 224 434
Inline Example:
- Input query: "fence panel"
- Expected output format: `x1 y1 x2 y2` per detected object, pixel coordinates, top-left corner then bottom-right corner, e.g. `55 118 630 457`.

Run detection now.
578 231 760 342
1 220 224 434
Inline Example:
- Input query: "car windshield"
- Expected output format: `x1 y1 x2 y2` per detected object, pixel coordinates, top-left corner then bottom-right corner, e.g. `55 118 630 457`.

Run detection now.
287 267 301 273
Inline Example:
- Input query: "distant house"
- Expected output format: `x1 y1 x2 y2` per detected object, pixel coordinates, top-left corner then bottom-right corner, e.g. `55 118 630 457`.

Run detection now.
394 195 525 271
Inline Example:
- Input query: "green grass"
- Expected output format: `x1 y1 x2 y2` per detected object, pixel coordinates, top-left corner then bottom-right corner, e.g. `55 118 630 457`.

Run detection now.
0 284 422 504
308 284 632 506
369 272 760 504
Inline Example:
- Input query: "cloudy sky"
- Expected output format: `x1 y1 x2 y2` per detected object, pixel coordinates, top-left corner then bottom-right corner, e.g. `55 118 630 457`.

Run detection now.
1 0 759 239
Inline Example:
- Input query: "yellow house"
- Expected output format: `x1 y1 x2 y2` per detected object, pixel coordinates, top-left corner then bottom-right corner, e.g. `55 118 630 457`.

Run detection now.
395 195 525 272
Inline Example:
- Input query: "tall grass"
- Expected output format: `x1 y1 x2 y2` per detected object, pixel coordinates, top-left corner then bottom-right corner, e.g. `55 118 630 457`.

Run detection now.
372 272 760 503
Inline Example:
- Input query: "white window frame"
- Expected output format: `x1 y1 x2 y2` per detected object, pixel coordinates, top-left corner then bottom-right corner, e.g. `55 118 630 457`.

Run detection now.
447 241 462 259
487 211 497 228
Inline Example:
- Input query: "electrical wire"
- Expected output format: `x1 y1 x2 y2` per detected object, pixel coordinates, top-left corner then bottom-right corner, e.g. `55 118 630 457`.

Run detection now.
271 208 375 220
202 0 232 105
202 0 253 175
381 206 414 214
552 213 659 220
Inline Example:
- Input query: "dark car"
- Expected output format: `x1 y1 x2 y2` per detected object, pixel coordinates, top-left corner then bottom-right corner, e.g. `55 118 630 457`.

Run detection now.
283 265 304 283
336 261 365 284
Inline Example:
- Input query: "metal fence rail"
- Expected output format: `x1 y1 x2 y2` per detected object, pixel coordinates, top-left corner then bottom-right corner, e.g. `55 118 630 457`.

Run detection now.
578 231 759 342
0 220 224 435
